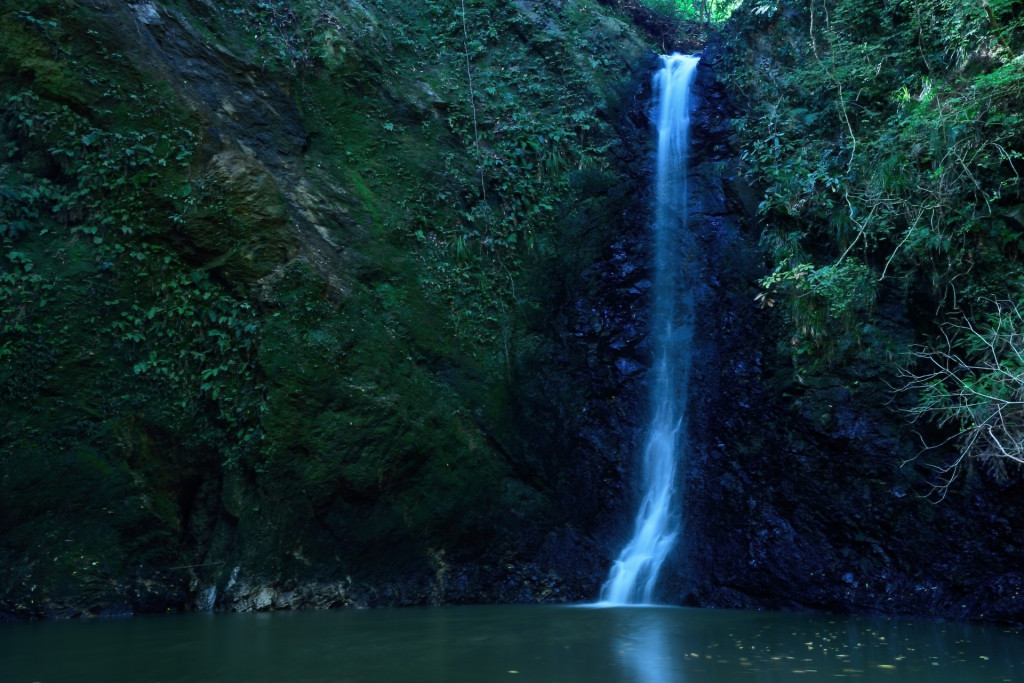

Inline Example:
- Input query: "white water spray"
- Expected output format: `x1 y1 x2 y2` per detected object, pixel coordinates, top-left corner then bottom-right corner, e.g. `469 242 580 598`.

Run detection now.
600 53 699 606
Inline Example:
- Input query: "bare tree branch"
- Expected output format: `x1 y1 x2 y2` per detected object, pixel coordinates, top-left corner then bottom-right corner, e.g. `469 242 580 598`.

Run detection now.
898 299 1024 497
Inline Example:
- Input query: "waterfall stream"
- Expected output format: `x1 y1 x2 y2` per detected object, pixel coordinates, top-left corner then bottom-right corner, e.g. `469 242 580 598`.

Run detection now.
600 53 700 606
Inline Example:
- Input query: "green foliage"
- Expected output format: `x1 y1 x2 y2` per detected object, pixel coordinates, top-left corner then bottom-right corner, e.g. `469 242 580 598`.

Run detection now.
640 0 743 24
726 0 1024 369
0 0 284 611
218 0 391 75
726 0 1024 477
2 0 657 606
1 76 262 470
273 0 637 362
411 0 623 353
4 91 195 243
607 0 741 48
757 259 876 364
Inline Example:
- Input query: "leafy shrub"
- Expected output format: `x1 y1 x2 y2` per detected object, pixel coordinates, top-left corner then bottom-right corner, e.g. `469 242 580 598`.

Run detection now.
724 0 1024 479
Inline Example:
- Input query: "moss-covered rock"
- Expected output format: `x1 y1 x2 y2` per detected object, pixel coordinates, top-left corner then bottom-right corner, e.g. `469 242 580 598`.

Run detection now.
0 0 660 618
184 149 291 282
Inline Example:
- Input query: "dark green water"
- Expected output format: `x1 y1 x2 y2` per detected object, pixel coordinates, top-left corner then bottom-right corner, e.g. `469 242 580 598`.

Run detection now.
1 605 1021 682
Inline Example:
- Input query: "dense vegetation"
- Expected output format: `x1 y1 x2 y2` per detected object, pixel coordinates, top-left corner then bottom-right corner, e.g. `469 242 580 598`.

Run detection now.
0 0 666 617
643 0 743 24
723 0 1024 490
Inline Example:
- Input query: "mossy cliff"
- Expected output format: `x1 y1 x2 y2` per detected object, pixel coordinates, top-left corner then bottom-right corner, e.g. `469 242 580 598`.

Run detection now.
0 0 668 617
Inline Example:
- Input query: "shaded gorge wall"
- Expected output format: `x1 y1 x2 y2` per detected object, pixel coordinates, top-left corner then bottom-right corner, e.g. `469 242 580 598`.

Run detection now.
667 36 1024 626
3 0 1024 626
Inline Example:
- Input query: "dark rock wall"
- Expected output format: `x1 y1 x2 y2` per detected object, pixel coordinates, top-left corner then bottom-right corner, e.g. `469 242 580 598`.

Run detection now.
670 39 1024 625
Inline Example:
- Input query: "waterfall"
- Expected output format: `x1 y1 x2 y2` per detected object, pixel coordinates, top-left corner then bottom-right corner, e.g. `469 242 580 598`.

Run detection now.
600 53 699 606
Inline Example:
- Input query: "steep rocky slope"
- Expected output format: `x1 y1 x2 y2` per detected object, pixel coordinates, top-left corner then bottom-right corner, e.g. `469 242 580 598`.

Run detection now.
0 0 671 617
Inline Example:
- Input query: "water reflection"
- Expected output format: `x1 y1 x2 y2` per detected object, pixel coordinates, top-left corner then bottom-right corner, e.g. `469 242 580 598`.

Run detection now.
614 607 682 683
592 604 1022 683
1 604 1021 682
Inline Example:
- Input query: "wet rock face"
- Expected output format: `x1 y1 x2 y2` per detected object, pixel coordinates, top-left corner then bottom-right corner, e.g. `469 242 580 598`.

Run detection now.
120 1 309 170
498 68 660 597
663 41 1024 624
